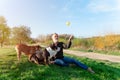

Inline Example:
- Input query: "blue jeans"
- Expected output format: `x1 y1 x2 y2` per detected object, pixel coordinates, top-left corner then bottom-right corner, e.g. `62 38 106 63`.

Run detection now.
54 56 88 70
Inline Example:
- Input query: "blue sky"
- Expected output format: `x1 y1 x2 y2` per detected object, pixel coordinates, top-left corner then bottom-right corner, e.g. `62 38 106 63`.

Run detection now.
0 0 120 38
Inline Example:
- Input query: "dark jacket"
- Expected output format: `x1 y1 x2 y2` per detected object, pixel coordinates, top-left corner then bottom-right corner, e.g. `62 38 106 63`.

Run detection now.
51 41 72 59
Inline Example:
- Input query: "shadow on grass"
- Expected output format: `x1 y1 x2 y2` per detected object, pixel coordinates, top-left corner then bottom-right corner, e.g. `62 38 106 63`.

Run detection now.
0 55 120 80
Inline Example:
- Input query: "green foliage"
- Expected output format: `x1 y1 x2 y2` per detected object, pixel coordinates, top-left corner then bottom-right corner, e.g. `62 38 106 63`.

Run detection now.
0 48 120 80
116 41 120 50
72 38 81 47
71 34 120 52
0 16 11 47
11 26 32 44
72 38 94 49
36 34 72 45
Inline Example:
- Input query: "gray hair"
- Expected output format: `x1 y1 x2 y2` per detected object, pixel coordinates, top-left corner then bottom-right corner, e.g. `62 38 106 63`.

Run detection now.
51 33 58 39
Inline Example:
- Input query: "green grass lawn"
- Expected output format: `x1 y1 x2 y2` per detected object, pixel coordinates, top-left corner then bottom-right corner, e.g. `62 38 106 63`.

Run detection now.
0 48 120 80
71 48 120 56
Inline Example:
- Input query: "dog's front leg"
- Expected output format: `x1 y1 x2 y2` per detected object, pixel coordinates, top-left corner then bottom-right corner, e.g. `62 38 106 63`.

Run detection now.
17 51 21 61
43 52 48 65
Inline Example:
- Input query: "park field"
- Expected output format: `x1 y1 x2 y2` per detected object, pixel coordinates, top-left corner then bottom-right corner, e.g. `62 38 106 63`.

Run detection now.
0 47 120 80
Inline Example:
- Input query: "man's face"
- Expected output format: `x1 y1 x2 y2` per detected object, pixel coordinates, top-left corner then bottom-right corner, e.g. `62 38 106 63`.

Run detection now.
52 34 59 43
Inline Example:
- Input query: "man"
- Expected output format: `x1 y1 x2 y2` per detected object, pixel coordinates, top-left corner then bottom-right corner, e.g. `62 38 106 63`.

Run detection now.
51 33 95 74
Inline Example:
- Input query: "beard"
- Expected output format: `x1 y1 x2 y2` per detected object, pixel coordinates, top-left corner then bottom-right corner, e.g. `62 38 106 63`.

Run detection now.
53 38 58 43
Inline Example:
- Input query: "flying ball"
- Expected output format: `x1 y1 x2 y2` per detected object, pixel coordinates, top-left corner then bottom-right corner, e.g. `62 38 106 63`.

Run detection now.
66 21 71 26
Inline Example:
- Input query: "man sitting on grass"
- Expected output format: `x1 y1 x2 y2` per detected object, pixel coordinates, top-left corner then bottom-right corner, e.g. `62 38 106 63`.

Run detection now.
50 33 95 74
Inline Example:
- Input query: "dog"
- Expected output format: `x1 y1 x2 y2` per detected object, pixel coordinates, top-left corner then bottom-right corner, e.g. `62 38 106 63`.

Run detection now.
29 49 45 65
15 44 42 62
28 43 60 65
28 44 60 65
42 43 60 65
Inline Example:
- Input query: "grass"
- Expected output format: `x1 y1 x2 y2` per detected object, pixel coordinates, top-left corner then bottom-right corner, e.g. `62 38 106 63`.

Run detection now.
71 48 120 56
0 47 120 80
93 50 120 56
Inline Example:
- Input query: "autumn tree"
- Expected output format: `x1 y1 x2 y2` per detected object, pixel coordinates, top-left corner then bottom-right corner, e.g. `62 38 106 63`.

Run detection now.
0 16 10 47
11 26 31 44
94 37 105 50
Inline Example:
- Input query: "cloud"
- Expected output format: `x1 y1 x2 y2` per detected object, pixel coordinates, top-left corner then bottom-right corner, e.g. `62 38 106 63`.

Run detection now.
87 0 120 13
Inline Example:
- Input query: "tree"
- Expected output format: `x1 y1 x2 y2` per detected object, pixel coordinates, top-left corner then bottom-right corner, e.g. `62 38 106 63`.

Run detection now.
12 26 31 44
0 16 10 47
94 37 105 50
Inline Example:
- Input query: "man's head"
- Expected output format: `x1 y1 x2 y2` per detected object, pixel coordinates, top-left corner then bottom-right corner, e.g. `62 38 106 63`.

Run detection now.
52 33 59 43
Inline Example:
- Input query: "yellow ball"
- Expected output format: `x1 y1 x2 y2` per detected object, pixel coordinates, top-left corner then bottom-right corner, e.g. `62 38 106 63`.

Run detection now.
66 21 71 26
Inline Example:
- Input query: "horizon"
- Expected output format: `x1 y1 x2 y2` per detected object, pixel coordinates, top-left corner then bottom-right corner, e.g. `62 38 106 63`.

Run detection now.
0 0 120 38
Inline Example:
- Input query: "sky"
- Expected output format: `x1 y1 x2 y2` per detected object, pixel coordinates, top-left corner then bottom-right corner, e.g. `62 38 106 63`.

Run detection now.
0 0 120 38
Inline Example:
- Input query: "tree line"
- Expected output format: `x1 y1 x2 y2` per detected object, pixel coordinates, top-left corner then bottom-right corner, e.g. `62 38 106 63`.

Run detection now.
0 16 32 47
1 16 120 51
0 16 72 47
72 34 120 51
36 33 120 51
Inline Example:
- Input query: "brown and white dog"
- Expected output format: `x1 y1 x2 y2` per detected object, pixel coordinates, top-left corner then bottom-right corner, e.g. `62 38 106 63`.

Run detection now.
15 44 42 62
29 44 60 65
42 44 60 65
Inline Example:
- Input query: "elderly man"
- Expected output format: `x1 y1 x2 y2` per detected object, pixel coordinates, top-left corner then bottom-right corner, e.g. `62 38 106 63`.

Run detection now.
50 33 95 74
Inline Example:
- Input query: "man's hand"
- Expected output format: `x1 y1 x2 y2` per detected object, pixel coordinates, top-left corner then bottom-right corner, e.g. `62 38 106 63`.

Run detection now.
49 61 55 64
68 35 73 41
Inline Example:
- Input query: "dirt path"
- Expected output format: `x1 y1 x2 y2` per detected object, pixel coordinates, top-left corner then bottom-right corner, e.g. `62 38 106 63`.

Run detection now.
64 50 120 63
